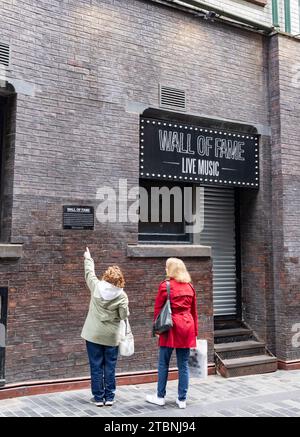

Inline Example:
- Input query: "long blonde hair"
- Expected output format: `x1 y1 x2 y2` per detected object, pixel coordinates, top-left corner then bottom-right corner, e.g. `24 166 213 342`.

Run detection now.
166 258 191 283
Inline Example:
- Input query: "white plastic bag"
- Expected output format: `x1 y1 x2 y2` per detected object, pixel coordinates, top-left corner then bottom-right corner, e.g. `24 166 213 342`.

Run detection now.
188 339 208 379
119 319 134 357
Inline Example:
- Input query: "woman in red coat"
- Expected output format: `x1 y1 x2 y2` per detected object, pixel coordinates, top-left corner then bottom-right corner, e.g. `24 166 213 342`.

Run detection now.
146 258 198 409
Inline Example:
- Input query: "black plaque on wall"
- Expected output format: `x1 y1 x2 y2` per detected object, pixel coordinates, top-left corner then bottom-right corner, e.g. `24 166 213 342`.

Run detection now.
140 117 259 189
63 206 94 230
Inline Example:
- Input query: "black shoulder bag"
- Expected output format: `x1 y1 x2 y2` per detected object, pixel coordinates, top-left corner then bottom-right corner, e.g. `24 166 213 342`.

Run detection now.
152 281 173 336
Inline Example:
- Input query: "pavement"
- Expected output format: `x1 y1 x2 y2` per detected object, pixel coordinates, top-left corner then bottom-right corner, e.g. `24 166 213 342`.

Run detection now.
0 370 300 417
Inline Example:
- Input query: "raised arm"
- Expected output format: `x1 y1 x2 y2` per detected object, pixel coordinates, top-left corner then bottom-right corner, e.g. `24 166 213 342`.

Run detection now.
84 247 99 295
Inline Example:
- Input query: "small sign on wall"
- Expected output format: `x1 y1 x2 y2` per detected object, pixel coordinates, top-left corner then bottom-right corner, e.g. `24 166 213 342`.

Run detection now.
63 206 94 230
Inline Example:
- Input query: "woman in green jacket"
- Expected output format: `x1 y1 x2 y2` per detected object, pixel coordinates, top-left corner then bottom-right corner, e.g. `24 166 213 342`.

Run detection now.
81 247 129 407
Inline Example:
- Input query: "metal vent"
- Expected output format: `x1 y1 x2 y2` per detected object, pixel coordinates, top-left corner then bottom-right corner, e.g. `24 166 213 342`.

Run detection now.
159 85 186 111
0 43 10 67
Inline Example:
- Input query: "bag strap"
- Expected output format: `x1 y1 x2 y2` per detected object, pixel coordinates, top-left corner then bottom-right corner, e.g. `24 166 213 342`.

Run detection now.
125 318 130 335
166 280 171 301
188 282 196 295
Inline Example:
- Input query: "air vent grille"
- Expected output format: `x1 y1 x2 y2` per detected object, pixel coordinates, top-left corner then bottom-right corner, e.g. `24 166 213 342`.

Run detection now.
0 43 10 67
159 85 186 111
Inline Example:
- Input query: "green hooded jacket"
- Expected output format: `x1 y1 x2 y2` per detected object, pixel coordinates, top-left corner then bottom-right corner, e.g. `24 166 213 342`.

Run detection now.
81 257 129 346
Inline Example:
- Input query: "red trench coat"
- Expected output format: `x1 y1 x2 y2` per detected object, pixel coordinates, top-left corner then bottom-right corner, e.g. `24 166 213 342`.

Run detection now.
154 279 198 349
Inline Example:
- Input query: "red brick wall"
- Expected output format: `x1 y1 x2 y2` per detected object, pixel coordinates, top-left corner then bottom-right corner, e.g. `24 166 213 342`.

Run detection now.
4 210 213 381
269 35 300 362
0 0 274 383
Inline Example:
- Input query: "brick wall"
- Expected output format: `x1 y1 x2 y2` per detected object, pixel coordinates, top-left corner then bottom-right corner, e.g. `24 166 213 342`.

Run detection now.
0 0 275 383
239 134 275 352
4 241 213 381
272 35 300 362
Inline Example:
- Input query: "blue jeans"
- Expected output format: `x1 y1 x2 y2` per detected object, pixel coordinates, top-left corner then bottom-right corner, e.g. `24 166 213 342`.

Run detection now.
86 341 119 402
157 347 190 401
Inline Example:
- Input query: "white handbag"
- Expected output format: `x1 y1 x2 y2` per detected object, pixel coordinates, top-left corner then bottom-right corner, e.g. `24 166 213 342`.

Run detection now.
119 319 134 357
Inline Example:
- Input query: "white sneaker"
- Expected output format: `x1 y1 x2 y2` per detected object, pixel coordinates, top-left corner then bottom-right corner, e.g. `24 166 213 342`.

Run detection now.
146 394 165 406
105 400 115 406
90 397 104 407
176 398 186 409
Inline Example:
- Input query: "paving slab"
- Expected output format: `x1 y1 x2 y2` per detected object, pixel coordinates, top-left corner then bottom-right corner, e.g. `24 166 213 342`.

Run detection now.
0 370 300 417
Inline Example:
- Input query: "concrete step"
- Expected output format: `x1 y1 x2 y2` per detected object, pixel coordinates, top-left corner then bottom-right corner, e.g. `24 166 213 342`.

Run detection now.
214 328 253 344
216 354 278 378
215 340 266 359
222 354 277 369
214 328 252 338
215 340 265 352
214 320 243 331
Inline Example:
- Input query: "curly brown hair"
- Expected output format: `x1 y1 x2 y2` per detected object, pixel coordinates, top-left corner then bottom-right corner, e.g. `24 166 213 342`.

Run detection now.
102 265 125 288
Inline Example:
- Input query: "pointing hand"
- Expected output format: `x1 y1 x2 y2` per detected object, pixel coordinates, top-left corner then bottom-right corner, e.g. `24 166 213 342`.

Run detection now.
84 247 91 259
